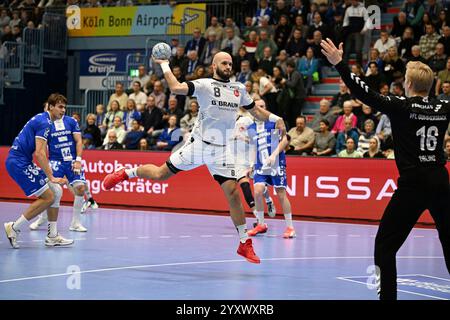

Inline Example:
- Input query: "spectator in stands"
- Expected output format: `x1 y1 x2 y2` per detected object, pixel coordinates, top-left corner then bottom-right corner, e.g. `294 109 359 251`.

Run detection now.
1 25 14 42
307 2 318 26
103 115 126 146
282 59 306 128
274 14 291 52
149 80 166 110
184 27 206 56
338 137 362 158
312 119 336 157
437 81 450 100
256 68 278 114
365 62 387 91
170 46 187 69
72 112 81 127
257 46 276 76
398 27 415 60
182 50 202 80
286 28 307 59
220 27 243 56
82 133 96 150
402 0 425 40
138 138 150 151
242 16 257 41
180 100 199 135
342 0 371 65
243 30 258 62
256 16 275 39
83 113 102 148
131 65 150 89
200 31 220 66
128 81 147 106
169 38 179 56
276 49 289 74
162 95 183 126
123 99 141 131
435 57 450 95
0 9 11 28
439 25 450 56
332 100 357 134
12 24 21 41
273 0 290 25
9 10 21 29
391 82 405 96
428 43 448 74
426 0 442 25
444 139 450 160
356 104 378 133
376 113 393 151
103 100 124 130
363 137 386 158
374 30 397 59
307 11 330 45
351 63 366 80
205 16 224 40
101 131 123 150
253 0 272 26
331 81 352 112
224 17 241 37
83 0 102 8
445 123 450 141
107 82 128 111
383 46 405 84
380 83 390 96
236 60 252 84
357 119 376 154
391 12 410 42
437 9 448 33
309 99 337 133
419 23 441 60
271 66 285 92
95 104 106 137
290 0 308 24
298 47 319 95
152 115 182 151
336 117 360 154
365 48 384 74
286 115 315 155
255 29 278 62
409 44 428 63
124 119 145 150
309 30 327 63
289 13 309 40
141 95 163 139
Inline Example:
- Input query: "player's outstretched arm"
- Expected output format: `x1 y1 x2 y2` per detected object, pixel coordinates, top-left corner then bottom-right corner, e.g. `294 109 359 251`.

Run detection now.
35 138 67 185
153 58 189 95
320 38 404 115
246 102 286 137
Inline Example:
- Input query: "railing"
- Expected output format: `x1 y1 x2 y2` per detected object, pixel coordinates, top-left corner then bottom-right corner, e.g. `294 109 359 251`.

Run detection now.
42 13 67 59
102 71 131 90
23 27 44 73
83 89 113 115
0 58 4 104
66 104 87 123
1 41 25 89
126 53 148 80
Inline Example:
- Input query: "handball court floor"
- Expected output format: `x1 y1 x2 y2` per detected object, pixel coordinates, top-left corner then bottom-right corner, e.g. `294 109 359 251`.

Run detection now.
0 201 449 300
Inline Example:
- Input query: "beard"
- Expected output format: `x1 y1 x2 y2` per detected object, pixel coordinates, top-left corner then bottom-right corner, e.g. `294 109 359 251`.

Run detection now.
216 68 231 81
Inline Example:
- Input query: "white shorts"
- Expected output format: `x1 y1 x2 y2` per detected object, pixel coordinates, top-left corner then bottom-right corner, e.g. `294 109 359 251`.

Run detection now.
169 135 237 179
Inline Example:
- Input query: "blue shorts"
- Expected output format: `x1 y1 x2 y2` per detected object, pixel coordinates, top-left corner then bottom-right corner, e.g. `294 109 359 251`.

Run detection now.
6 155 49 197
253 173 287 188
50 160 86 186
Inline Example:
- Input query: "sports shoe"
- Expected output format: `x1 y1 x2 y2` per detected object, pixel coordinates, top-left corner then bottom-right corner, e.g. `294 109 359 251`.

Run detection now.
102 168 129 190
45 234 74 247
247 223 268 236
69 222 87 232
237 238 260 264
4 222 20 249
80 200 91 213
89 198 99 209
267 200 276 218
29 215 48 230
283 227 296 239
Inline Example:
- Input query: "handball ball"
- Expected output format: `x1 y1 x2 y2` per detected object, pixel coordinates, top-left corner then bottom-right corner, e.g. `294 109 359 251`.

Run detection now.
152 42 172 60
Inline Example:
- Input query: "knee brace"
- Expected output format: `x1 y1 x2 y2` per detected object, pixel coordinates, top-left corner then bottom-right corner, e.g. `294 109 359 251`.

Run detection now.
240 182 255 209
48 182 63 208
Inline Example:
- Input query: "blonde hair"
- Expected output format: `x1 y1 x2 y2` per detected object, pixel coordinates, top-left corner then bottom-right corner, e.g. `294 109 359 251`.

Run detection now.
405 61 434 94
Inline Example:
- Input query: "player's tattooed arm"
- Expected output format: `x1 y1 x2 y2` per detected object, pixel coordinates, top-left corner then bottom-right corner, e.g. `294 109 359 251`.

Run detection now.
153 58 189 95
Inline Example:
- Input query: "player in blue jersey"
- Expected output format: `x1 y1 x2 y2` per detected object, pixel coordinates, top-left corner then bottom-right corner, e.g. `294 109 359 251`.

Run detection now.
4 93 74 248
29 104 88 232
244 100 296 239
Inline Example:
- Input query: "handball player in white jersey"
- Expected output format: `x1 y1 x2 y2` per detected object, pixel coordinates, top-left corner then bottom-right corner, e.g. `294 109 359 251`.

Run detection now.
103 51 286 264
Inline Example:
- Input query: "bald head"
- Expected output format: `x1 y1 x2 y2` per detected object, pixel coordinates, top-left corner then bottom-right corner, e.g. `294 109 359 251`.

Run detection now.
212 51 233 80
212 51 232 65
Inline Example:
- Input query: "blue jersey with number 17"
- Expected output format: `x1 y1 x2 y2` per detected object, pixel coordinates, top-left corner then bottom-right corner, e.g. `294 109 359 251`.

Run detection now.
48 116 80 162
247 120 286 174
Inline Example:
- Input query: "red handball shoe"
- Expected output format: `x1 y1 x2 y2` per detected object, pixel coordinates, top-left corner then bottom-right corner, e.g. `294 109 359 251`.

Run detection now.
247 223 268 236
102 168 129 190
237 238 261 264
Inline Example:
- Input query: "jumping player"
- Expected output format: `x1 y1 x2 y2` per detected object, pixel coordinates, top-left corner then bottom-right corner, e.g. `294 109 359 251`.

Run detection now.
242 100 296 238
102 52 286 264
321 38 450 300
4 94 74 248
29 109 88 232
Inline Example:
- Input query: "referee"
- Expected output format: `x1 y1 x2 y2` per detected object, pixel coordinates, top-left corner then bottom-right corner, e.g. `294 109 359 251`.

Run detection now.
321 38 450 300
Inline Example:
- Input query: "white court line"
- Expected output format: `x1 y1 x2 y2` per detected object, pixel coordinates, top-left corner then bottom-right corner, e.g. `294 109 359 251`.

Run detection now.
95 237 108 240
327 235 338 237
413 236 425 238
116 237 128 240
179 236 191 238
305 234 318 237
200 235 212 238
348 235 361 237
220 235 234 238
76 238 86 241
159 236 171 239
0 256 443 285
137 236 150 239
336 276 449 300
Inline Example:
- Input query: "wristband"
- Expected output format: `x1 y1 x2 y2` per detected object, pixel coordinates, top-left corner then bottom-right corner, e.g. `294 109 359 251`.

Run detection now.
76 156 82 162
160 62 171 74
269 113 281 123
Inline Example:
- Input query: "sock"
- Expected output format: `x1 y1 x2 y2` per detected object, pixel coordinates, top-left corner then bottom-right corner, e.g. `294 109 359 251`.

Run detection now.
284 213 293 228
13 215 28 232
40 211 48 220
236 224 249 243
48 221 57 238
85 188 92 199
125 167 138 179
263 186 272 203
72 195 84 224
256 211 264 225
